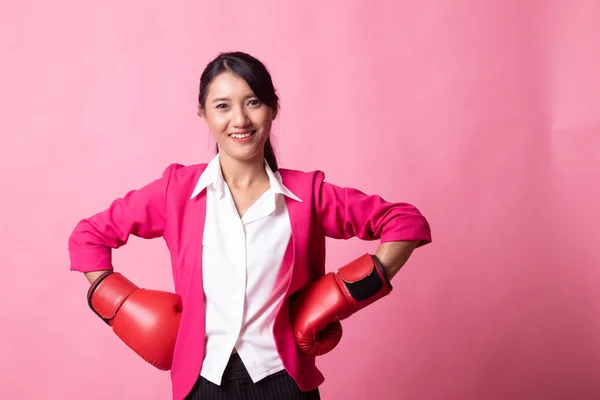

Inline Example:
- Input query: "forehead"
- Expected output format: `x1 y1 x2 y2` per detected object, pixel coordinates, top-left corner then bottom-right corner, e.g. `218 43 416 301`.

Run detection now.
207 71 254 99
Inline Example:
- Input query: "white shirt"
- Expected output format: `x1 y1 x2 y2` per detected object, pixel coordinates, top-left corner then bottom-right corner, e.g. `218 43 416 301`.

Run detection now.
189 154 303 385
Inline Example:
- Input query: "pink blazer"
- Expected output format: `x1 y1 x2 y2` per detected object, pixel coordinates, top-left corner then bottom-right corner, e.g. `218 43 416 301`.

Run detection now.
68 162 432 400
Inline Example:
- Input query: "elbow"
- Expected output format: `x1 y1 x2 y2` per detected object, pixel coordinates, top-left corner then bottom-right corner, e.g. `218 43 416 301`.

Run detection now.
68 218 93 250
414 213 432 247
67 219 114 273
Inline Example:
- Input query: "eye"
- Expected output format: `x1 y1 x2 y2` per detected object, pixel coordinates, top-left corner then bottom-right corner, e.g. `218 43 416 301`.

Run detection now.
247 99 261 106
215 103 228 109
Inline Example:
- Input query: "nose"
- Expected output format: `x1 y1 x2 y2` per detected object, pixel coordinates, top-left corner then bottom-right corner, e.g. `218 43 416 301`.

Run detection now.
232 105 251 128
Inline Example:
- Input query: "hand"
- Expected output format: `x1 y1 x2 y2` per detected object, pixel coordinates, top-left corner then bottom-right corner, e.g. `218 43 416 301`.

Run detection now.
87 272 183 370
290 253 392 356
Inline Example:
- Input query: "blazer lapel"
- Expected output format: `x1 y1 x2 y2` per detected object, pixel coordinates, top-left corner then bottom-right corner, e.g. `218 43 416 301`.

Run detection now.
179 190 207 299
282 172 310 295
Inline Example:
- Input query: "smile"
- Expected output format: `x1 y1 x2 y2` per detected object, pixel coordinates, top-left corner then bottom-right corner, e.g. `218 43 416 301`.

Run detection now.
229 131 256 139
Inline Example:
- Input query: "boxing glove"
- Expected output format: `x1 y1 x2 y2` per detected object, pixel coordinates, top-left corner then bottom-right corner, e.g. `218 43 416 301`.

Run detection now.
291 253 392 356
87 271 182 370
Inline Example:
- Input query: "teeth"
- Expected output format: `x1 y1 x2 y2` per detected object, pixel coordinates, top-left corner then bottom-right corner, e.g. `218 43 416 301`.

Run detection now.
231 131 254 139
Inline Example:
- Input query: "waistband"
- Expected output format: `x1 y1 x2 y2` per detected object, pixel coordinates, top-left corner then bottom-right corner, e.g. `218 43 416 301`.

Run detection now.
222 353 252 381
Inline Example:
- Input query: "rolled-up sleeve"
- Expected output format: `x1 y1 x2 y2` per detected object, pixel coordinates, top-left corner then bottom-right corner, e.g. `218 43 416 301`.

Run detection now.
68 163 180 273
313 171 431 246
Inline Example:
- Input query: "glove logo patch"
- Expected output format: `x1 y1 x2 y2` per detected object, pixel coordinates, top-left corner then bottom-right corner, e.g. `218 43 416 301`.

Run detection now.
342 266 383 301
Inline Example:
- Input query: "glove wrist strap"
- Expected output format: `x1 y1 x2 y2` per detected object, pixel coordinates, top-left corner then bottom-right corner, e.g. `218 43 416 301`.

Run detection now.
336 253 393 312
87 271 114 325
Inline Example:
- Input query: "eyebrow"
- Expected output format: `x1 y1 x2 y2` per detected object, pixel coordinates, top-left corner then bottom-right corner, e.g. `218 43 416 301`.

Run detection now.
211 94 257 103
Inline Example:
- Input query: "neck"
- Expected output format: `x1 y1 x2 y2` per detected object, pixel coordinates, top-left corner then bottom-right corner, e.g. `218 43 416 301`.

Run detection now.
219 153 268 189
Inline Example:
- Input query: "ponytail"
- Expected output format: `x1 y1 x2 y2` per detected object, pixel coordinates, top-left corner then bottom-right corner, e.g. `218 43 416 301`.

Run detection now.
263 137 278 172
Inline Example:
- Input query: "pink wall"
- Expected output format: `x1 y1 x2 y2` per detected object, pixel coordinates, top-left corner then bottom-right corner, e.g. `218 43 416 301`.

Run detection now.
2 1 599 399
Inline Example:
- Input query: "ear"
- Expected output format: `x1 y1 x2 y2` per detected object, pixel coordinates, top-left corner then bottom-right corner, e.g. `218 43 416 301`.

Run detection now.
197 104 206 122
271 106 278 121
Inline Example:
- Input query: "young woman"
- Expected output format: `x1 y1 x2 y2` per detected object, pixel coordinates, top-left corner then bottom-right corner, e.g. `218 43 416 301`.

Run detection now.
69 51 432 400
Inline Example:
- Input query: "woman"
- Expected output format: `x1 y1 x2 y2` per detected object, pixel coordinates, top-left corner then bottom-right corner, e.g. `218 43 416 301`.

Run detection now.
69 51 432 400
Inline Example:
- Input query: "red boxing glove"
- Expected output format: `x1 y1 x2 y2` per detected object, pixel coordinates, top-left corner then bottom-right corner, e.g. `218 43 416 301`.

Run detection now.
291 253 392 356
87 271 182 370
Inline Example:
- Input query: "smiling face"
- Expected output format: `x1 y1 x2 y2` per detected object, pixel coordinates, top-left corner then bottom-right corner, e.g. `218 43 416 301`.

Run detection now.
199 71 278 165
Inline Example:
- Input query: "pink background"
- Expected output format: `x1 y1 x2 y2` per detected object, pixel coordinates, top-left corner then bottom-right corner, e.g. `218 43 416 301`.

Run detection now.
1 1 599 399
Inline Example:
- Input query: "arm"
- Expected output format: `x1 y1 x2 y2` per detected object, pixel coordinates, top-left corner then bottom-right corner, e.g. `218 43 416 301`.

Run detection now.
69 164 184 370
314 170 432 256
291 172 431 356
68 163 180 277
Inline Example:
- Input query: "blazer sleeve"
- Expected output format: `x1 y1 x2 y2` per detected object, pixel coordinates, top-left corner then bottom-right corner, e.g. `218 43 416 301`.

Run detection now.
67 163 180 273
313 171 432 246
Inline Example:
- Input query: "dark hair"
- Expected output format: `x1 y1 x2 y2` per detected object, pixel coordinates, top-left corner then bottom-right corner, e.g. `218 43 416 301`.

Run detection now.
198 51 280 172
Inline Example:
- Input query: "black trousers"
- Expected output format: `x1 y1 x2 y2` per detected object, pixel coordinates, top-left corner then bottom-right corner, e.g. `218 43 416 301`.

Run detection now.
185 353 321 400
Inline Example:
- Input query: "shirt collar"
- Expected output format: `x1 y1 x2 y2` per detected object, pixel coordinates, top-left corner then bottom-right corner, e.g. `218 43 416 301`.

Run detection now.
190 153 302 202
267 163 302 202
190 153 225 199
